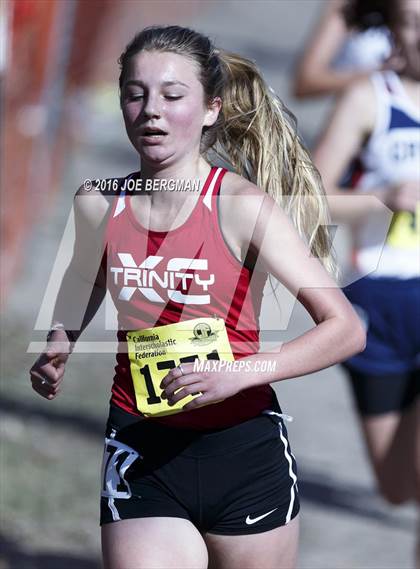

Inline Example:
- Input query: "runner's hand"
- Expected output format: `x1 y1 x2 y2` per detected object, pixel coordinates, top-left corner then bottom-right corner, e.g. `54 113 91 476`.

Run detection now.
385 181 419 213
160 362 250 411
29 329 72 400
380 51 405 74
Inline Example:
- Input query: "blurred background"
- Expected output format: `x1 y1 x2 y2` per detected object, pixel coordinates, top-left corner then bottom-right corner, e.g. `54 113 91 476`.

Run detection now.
1 1 417 567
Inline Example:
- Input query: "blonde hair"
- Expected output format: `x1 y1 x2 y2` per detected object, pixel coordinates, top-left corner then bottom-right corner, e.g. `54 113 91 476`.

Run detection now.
210 50 336 276
119 26 336 276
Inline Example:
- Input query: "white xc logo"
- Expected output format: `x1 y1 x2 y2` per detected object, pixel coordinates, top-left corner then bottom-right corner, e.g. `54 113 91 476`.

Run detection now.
110 254 215 304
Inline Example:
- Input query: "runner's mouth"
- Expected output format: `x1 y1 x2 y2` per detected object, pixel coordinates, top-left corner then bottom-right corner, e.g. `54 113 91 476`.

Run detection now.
140 128 168 137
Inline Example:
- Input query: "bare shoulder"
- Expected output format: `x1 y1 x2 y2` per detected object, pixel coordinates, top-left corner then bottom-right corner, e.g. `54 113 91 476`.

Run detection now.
338 77 376 131
220 169 277 223
217 170 282 264
342 76 375 105
216 169 304 272
220 169 262 196
74 177 122 230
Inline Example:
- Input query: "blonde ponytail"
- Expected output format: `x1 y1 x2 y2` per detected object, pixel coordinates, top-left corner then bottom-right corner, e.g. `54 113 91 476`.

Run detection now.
208 50 337 277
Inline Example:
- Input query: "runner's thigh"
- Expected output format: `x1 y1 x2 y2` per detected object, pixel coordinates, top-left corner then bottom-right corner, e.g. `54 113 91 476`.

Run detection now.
204 514 299 569
102 517 208 569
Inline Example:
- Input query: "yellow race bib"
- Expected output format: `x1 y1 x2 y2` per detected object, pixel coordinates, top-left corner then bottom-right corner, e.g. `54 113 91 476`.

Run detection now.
126 317 234 417
386 204 420 249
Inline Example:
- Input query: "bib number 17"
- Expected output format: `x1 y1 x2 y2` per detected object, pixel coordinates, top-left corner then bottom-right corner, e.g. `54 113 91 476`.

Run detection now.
139 349 220 406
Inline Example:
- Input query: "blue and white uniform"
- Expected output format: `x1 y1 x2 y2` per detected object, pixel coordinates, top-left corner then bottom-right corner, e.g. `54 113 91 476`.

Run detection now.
343 71 419 412
353 71 420 279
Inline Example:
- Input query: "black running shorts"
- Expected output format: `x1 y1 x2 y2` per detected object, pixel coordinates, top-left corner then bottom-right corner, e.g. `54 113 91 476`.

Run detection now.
345 366 419 416
100 403 300 535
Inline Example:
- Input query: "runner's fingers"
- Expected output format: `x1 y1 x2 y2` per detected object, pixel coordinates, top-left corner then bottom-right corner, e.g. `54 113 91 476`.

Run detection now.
40 385 61 399
31 368 61 389
182 392 211 411
31 372 60 391
29 375 54 398
36 387 55 399
160 363 195 388
31 382 48 398
54 366 65 382
161 376 185 398
31 358 59 382
162 373 202 398
50 356 64 367
167 384 204 406
38 388 58 400
30 374 59 398
41 361 61 382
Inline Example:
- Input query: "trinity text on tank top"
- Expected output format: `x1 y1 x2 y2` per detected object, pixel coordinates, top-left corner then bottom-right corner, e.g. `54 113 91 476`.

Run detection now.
103 165 275 429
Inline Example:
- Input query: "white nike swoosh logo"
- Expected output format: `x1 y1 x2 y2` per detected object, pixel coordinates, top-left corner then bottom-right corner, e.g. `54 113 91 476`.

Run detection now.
245 508 278 525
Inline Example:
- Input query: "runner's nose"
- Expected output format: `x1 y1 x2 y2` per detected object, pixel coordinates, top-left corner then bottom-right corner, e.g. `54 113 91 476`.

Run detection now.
143 94 162 119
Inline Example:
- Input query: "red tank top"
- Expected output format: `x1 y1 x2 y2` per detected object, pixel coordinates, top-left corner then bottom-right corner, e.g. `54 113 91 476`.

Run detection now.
104 165 275 429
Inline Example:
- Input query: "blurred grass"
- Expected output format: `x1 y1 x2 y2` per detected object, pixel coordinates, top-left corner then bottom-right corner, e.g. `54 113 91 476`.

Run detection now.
1 414 100 554
0 312 116 564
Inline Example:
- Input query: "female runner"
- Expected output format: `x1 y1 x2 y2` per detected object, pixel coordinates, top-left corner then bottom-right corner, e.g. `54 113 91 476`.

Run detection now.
314 0 419 523
29 25 365 569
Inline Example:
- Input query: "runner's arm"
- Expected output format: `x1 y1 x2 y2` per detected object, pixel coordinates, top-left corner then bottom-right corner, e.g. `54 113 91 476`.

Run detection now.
293 1 374 98
233 190 366 387
49 186 111 346
312 78 395 222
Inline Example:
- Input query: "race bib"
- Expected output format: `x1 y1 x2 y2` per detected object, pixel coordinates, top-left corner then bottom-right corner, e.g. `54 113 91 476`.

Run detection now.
386 204 420 249
126 317 234 417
